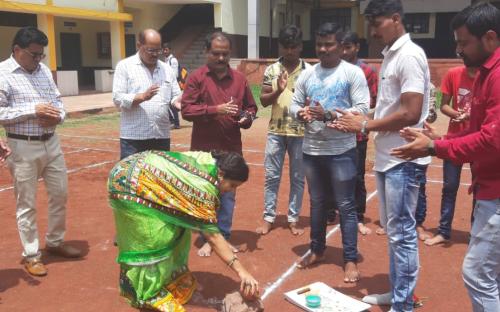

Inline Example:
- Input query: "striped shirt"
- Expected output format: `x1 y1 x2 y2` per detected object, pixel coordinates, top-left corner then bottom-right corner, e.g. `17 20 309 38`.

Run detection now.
112 53 181 140
0 55 65 136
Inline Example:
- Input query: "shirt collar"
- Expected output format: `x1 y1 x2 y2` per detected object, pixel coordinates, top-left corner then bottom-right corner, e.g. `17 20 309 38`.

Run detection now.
482 47 500 71
277 57 306 73
7 54 41 74
205 64 233 80
133 52 160 69
382 33 411 56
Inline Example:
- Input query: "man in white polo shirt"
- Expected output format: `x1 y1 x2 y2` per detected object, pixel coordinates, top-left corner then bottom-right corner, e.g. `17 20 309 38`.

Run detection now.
332 0 430 310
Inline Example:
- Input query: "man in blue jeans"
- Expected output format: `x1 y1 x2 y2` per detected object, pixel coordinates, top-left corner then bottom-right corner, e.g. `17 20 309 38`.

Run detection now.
256 25 310 236
333 0 431 309
290 22 369 283
392 4 500 311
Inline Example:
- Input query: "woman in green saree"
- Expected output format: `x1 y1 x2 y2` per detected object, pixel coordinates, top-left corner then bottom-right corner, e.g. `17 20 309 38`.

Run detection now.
108 150 259 311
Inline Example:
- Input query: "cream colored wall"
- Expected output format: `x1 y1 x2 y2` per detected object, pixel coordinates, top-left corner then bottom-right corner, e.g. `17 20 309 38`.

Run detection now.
218 0 248 35
6 0 45 4
54 17 112 67
0 26 22 61
53 0 118 12
124 1 182 34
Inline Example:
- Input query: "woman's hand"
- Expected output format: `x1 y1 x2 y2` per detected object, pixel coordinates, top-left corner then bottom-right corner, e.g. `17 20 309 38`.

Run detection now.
238 269 259 300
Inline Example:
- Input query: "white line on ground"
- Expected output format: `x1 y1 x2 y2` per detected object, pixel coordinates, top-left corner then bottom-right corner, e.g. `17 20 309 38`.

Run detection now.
0 160 116 193
261 190 378 301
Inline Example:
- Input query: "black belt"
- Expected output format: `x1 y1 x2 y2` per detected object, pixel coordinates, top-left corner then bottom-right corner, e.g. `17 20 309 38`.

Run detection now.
7 132 54 141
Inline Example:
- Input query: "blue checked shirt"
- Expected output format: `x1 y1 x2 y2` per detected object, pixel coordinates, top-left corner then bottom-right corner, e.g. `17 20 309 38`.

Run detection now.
113 53 181 140
0 56 65 136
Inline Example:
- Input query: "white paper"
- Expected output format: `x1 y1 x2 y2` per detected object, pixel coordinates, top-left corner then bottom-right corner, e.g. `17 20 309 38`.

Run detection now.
284 282 371 312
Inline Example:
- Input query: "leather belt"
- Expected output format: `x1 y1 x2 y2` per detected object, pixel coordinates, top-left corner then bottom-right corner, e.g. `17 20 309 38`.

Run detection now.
7 132 54 141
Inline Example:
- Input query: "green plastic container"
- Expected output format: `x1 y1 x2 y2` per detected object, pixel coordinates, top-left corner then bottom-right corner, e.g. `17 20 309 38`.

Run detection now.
305 294 321 308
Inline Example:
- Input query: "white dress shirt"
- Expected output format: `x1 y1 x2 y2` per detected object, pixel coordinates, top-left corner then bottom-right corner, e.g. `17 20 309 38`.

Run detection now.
113 53 181 140
373 34 431 172
0 55 65 136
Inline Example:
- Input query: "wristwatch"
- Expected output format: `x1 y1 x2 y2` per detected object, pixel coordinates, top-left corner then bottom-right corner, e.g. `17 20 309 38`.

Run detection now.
360 120 368 135
324 110 333 122
427 140 436 156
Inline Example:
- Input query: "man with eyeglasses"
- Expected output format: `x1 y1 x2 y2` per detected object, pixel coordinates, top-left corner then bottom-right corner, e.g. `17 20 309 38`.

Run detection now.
113 28 181 160
181 31 258 257
0 26 82 277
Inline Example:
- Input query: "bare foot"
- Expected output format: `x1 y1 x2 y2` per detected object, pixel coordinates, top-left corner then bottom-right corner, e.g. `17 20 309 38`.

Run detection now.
358 223 372 235
197 242 212 257
375 227 386 235
256 221 273 235
288 222 304 236
424 234 449 246
297 252 325 269
416 225 431 241
344 261 360 283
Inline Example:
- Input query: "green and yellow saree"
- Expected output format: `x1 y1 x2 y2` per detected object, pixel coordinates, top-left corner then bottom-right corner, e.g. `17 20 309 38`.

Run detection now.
108 150 221 311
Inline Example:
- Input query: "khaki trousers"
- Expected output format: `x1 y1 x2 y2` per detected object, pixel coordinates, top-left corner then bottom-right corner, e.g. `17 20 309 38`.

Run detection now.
7 134 68 260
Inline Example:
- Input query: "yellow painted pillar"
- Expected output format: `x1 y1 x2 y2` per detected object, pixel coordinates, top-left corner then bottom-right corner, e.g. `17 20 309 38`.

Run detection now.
37 13 57 71
110 0 126 68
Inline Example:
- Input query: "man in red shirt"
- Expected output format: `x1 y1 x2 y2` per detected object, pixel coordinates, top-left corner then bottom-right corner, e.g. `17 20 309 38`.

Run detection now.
423 64 477 246
181 31 257 257
391 3 500 310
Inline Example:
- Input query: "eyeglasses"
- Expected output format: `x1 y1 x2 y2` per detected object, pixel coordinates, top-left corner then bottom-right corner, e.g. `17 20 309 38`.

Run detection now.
143 47 163 56
23 49 46 60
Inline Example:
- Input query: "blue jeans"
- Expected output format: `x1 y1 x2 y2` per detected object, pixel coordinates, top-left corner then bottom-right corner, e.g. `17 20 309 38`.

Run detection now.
263 134 305 223
303 149 358 262
414 165 428 226
376 162 420 312
438 160 463 239
217 191 236 240
120 138 170 160
327 140 368 222
462 199 500 312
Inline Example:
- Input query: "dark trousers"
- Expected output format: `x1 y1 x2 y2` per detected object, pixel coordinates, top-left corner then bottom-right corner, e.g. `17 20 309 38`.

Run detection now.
169 107 180 128
328 140 367 223
303 150 358 262
120 138 170 160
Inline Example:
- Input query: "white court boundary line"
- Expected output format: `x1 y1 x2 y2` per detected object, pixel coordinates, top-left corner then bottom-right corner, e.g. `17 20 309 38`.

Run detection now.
261 190 378 301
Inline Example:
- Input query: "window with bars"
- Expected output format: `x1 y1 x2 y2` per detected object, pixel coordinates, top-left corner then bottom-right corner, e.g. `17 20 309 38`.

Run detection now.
318 8 351 31
404 13 430 34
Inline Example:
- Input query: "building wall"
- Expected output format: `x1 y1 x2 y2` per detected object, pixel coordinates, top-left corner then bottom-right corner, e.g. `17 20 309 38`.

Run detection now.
360 0 471 13
54 17 112 68
0 26 23 60
124 2 182 34
53 0 118 12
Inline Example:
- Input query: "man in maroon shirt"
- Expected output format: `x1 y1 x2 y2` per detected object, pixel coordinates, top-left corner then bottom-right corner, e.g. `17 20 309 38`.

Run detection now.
181 31 257 257
391 3 500 311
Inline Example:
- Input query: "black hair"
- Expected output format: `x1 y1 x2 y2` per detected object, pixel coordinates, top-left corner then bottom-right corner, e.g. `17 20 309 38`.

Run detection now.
451 3 500 39
364 0 404 20
315 22 344 42
11 27 48 50
162 42 171 49
340 31 360 45
211 150 249 182
205 31 232 50
279 24 303 47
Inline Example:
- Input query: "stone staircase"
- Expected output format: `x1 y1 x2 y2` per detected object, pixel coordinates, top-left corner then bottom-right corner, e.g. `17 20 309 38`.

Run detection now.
178 26 214 72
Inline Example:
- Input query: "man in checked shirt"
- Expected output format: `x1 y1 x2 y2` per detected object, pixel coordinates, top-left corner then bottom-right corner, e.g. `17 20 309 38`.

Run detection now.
113 29 181 160
0 27 81 277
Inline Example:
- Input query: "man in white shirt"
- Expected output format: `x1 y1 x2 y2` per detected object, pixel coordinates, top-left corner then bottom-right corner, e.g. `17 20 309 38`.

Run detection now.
333 0 430 310
113 29 181 159
0 27 81 277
